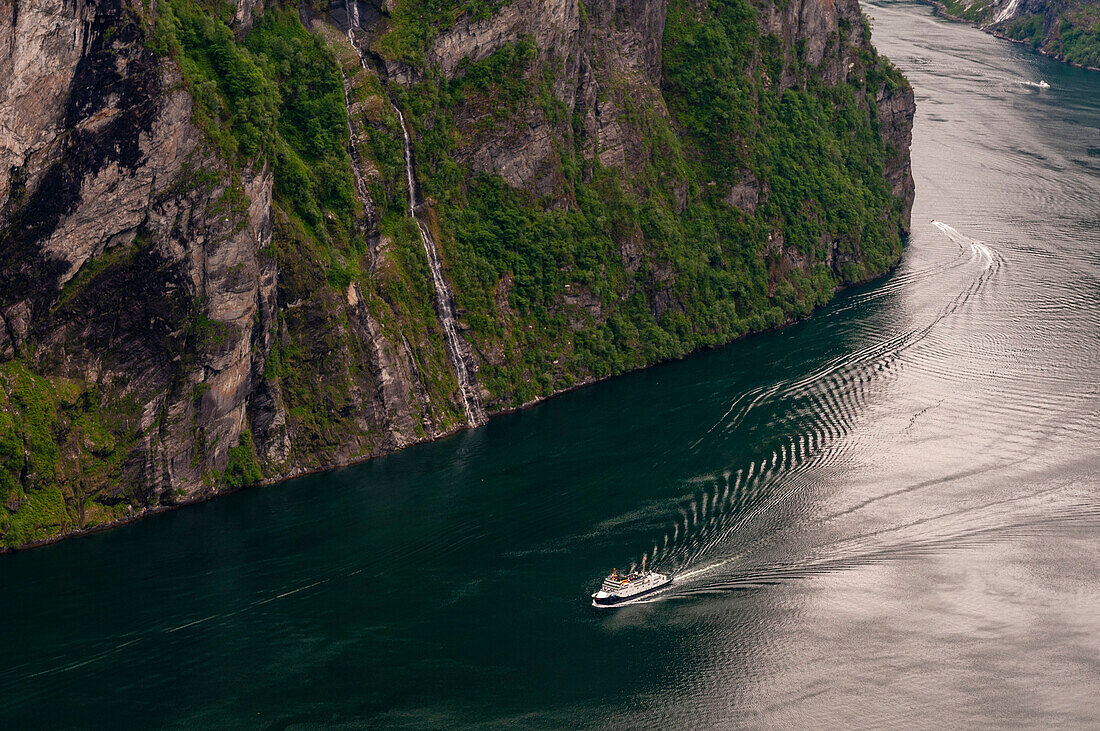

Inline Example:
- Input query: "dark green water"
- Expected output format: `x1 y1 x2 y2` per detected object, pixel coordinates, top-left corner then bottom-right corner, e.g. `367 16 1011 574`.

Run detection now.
3 2 1100 727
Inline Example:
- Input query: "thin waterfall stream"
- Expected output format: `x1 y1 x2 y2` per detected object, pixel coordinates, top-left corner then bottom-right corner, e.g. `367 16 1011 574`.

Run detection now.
339 58 373 229
340 4 377 274
393 106 486 426
341 4 485 426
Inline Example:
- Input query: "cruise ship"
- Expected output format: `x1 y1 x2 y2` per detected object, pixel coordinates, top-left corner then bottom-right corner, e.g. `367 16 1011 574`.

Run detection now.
591 556 672 608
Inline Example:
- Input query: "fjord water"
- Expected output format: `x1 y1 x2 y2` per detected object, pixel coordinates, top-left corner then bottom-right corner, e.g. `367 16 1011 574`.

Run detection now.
3 2 1099 726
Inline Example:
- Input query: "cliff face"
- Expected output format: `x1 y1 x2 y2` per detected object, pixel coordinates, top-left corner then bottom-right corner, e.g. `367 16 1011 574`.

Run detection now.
391 0 914 208
930 0 1100 70
0 0 277 528
0 0 455 545
0 0 914 548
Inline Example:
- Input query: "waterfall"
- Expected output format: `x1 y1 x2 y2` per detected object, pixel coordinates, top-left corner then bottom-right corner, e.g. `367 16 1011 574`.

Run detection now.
339 64 373 231
339 2 485 426
339 2 377 270
995 0 1022 23
394 107 486 426
345 0 360 35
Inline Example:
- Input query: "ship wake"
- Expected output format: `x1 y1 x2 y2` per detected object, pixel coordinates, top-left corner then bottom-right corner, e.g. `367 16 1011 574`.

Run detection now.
612 222 1018 604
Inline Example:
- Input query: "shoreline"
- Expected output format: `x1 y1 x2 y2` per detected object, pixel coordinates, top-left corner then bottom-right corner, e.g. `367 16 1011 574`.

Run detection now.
0 259 903 555
917 0 1100 72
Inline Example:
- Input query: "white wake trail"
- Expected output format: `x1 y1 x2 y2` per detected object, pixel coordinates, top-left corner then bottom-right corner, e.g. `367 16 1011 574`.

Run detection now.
931 219 972 247
674 558 736 584
931 220 995 269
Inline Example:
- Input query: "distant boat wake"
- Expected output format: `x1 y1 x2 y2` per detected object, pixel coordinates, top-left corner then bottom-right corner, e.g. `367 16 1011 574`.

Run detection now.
931 220 994 268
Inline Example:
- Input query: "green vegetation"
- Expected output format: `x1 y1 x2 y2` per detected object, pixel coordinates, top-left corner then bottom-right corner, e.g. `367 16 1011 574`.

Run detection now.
374 0 513 65
0 363 138 547
379 0 908 405
1005 8 1100 69
1005 14 1045 46
223 430 262 489
157 0 357 239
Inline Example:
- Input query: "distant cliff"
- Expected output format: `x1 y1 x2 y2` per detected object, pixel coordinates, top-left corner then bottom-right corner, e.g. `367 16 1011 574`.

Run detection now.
929 0 1100 69
0 0 913 548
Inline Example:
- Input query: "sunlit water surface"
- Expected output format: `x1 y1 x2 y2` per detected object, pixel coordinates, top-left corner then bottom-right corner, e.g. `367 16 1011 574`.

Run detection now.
2 2 1099 727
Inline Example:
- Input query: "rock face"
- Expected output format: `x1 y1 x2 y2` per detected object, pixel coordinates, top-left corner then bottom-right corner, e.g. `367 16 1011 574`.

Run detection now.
0 0 281 516
0 0 448 546
0 0 915 548
406 0 914 219
878 83 917 234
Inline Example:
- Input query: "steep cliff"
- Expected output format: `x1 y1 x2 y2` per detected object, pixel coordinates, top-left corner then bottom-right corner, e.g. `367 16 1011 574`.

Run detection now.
368 0 914 405
0 0 913 548
928 0 1100 69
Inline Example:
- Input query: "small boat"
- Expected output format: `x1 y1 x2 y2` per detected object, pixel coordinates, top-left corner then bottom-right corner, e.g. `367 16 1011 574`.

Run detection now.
591 555 672 608
1037 80 1050 89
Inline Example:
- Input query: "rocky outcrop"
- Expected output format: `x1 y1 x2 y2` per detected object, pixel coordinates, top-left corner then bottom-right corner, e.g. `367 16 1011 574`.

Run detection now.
760 0 854 85
233 0 266 30
417 0 671 193
427 0 582 80
878 82 917 234
0 0 90 210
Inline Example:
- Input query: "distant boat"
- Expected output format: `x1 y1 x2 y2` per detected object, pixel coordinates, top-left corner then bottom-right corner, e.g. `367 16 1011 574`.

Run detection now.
591 555 672 608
